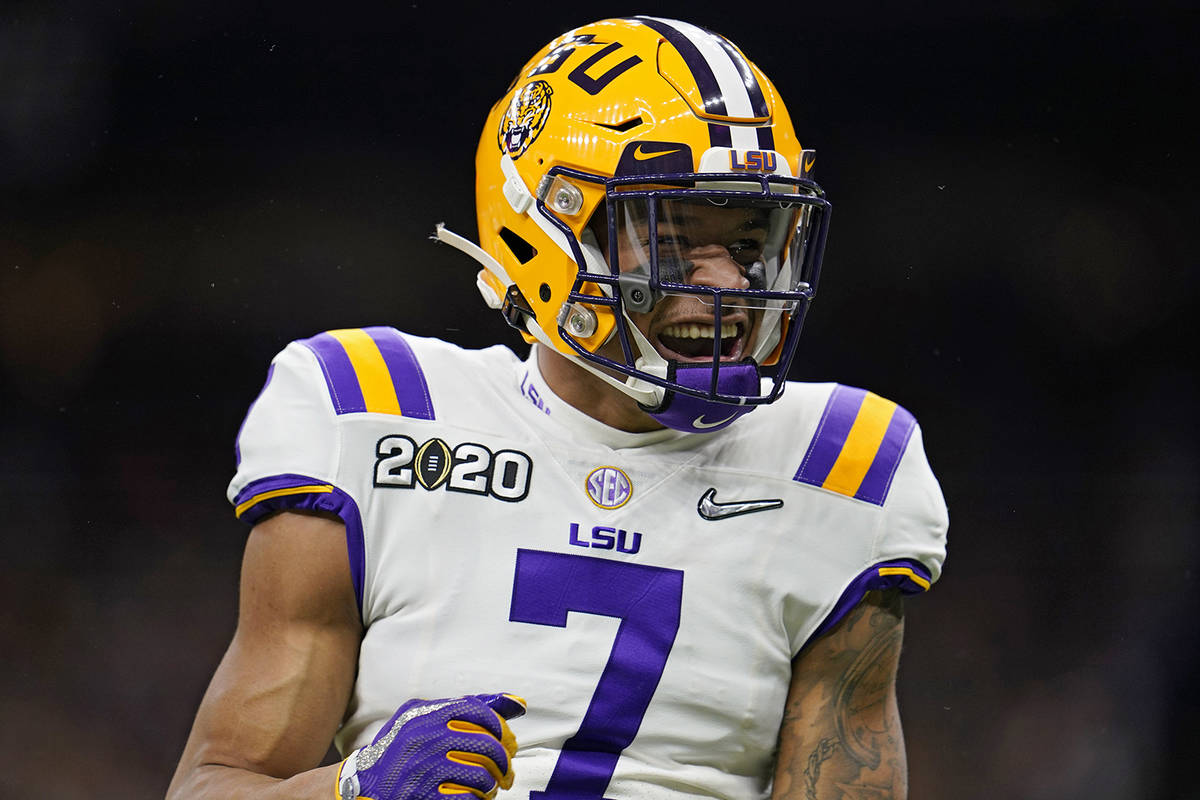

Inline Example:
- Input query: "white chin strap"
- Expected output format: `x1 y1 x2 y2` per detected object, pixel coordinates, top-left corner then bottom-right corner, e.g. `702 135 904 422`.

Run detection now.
432 223 669 409
431 223 512 309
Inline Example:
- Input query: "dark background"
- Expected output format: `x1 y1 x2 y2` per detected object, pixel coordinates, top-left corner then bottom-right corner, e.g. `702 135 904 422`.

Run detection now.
2 1 1196 797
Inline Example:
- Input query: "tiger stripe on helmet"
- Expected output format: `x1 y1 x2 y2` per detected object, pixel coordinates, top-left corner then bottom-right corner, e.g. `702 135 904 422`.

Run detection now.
708 123 733 148
709 33 771 118
632 15 772 151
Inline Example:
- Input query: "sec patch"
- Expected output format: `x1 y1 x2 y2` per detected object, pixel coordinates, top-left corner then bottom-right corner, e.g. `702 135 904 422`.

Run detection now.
586 466 633 509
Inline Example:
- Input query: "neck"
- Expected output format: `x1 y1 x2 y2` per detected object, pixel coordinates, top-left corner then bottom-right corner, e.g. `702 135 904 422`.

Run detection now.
535 345 665 433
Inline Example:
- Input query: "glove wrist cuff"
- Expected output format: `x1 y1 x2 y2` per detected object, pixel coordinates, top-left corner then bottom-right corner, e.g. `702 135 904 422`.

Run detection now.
337 749 362 800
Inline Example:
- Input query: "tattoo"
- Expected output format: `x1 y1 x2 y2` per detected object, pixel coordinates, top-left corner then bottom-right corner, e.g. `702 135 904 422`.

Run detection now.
776 591 907 800
803 737 839 800
833 600 902 771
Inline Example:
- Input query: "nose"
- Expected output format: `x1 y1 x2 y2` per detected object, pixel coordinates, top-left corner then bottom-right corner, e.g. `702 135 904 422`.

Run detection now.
685 244 751 290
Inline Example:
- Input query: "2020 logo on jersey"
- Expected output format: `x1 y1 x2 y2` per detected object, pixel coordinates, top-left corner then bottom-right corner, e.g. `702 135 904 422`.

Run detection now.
373 435 532 502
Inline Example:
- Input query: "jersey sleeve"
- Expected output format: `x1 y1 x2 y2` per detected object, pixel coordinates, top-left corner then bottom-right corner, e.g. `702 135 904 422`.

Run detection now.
227 327 441 613
793 385 949 645
227 339 345 524
872 421 949 581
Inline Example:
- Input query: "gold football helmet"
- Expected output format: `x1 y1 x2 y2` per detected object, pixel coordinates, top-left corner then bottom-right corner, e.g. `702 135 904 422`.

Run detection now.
435 16 830 432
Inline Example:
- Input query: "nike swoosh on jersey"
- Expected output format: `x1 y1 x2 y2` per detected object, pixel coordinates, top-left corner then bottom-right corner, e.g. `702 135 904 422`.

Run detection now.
633 145 682 160
696 487 783 521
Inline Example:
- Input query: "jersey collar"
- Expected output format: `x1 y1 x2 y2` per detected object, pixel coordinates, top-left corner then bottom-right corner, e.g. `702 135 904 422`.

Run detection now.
514 350 688 451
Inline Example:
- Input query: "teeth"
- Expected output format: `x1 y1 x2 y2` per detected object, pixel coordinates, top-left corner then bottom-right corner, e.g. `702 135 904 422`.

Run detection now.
660 323 738 340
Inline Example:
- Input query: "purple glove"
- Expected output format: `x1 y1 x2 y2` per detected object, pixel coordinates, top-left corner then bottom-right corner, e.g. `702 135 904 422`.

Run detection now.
336 693 527 800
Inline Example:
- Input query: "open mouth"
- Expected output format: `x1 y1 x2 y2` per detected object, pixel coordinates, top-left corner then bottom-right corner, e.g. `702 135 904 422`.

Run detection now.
657 321 745 361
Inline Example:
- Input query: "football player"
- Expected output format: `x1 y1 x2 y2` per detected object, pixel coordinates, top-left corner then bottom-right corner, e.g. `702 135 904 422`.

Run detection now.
167 16 947 800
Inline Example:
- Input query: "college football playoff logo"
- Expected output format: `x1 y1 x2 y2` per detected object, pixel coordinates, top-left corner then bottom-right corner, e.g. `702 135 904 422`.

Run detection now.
498 80 553 158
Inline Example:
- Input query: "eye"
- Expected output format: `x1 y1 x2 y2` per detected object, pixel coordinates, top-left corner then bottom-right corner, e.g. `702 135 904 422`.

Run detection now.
728 240 764 264
644 234 690 252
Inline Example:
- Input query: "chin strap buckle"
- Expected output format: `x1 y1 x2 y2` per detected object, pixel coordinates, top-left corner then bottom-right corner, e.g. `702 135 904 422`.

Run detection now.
501 285 536 331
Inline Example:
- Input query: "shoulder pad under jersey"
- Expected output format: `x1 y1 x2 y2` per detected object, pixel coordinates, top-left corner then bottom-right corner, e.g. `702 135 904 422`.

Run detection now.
227 326 437 522
793 383 948 590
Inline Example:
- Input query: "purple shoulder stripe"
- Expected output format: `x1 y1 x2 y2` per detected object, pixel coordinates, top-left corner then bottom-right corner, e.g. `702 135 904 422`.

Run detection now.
363 326 435 420
300 331 367 414
804 559 933 648
298 328 435 419
794 385 868 487
794 385 917 507
231 473 367 616
854 406 917 505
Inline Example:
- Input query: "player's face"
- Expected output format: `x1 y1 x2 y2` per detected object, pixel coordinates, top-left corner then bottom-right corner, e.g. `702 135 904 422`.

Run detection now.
607 200 770 363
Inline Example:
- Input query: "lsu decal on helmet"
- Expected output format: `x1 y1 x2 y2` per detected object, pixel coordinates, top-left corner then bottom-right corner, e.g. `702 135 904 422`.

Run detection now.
434 16 831 433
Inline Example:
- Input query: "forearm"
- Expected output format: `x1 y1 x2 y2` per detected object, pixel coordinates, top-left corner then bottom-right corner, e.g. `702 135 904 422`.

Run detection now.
165 663 349 800
165 639 351 800
166 761 340 800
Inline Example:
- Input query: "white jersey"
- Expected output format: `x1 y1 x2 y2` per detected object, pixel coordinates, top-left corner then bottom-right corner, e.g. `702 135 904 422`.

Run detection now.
230 326 948 800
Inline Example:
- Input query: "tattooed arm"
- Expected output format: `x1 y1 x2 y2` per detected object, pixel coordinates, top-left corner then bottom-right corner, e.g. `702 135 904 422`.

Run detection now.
771 590 907 800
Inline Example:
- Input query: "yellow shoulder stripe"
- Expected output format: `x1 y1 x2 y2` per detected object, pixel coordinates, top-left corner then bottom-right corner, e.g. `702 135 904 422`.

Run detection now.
821 391 898 497
327 328 403 415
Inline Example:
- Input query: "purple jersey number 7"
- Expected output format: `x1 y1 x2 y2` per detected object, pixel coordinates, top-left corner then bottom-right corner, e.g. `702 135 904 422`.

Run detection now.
509 549 684 800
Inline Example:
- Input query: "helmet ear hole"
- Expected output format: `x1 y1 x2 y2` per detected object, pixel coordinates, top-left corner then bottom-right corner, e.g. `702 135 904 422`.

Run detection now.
498 227 538 264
